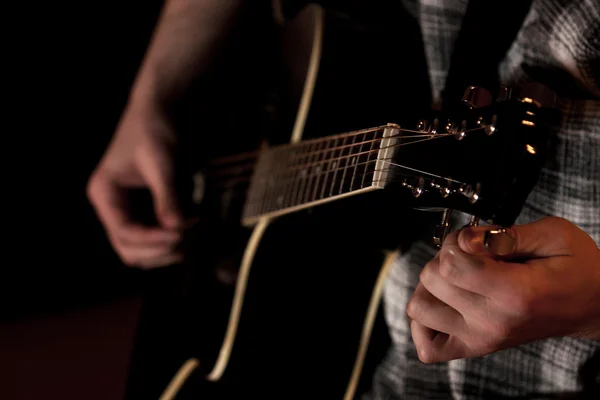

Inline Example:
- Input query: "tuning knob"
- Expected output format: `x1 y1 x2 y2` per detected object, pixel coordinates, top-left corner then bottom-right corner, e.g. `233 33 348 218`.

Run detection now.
462 86 492 109
433 208 453 247
467 214 480 227
497 85 511 102
517 82 557 108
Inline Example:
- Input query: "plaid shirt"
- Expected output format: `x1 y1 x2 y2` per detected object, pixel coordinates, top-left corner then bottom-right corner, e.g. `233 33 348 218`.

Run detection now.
366 0 600 399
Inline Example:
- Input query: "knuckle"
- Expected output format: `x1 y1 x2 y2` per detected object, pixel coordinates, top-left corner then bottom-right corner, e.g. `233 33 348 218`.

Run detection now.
539 216 575 248
438 255 457 281
417 346 436 364
86 173 100 202
419 265 433 285
438 245 453 266
437 245 465 280
406 297 424 321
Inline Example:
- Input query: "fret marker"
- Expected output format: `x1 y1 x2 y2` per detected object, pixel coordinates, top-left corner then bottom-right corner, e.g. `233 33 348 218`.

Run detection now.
300 169 307 178
276 196 283 205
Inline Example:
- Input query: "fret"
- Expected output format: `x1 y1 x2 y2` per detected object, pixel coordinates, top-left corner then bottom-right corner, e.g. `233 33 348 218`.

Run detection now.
281 145 301 209
320 137 339 199
262 150 279 214
273 149 290 212
285 142 306 209
329 134 347 197
242 125 401 226
349 130 368 191
302 140 324 204
294 141 316 207
311 137 332 201
250 149 273 217
360 129 378 189
338 133 358 194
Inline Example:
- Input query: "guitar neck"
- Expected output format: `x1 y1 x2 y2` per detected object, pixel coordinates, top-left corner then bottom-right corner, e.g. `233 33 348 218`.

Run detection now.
242 124 400 226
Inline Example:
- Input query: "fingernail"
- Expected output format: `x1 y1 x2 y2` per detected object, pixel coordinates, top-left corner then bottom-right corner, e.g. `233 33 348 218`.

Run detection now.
484 229 516 256
460 228 480 250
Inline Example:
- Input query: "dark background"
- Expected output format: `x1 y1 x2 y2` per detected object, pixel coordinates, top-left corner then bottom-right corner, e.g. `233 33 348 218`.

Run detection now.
5 1 166 320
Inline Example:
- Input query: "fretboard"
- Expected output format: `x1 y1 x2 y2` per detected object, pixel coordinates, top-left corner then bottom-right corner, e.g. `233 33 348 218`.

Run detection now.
242 124 400 225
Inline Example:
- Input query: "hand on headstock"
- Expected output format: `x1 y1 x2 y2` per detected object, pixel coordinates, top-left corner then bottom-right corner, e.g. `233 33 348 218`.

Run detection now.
407 216 600 363
422 83 559 247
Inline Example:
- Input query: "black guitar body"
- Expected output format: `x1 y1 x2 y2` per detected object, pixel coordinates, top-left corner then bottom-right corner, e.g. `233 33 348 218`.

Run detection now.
161 5 434 398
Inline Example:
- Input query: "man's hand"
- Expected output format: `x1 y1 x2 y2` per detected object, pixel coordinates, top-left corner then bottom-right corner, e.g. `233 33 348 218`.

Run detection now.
407 216 600 363
87 105 185 269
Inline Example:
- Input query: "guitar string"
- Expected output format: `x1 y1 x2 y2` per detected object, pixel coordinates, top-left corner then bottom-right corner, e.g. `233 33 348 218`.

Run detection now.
202 126 484 190
199 131 439 177
207 161 471 221
245 127 484 213
267 122 472 150
201 128 483 218
160 5 398 400
208 162 460 192
203 125 484 181
204 129 467 172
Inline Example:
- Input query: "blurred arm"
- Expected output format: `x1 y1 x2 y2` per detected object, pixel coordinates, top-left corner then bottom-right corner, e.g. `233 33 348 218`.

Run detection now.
129 0 245 109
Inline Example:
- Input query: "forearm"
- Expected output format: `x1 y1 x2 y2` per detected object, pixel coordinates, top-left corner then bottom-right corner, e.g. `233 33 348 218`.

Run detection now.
130 0 245 108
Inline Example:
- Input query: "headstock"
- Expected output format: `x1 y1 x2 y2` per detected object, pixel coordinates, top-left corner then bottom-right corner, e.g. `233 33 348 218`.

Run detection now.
386 83 560 246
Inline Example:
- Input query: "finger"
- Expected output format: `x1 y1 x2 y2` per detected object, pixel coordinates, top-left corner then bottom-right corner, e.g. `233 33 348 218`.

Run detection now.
420 256 488 316
458 216 581 259
406 283 466 336
411 319 470 363
437 233 514 297
410 319 438 362
88 173 182 245
135 252 185 269
136 144 184 229
117 242 182 267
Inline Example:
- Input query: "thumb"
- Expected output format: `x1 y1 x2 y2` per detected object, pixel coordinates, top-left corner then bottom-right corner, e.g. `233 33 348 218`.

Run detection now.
137 144 184 229
457 216 574 259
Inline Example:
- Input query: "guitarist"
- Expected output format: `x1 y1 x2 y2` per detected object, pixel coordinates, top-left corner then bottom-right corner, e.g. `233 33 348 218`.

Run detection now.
86 0 600 398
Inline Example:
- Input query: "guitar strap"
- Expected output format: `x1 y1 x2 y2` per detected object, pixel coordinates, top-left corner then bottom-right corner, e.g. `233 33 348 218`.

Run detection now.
441 0 534 113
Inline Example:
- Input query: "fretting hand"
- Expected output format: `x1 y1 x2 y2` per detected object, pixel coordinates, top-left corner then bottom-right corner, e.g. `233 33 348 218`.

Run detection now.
407 216 600 363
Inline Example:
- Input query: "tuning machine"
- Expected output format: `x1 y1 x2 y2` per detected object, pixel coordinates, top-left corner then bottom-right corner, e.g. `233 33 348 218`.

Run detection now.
459 182 481 204
401 176 426 197
417 118 442 134
467 214 480 227
430 179 453 198
433 210 482 248
433 208 452 247
517 82 557 108
462 86 493 109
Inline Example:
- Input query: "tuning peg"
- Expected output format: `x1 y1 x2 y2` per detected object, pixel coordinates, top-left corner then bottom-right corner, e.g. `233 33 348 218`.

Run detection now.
467 214 480 227
412 177 425 197
497 85 511 102
462 86 492 109
459 182 481 204
517 82 557 108
433 208 453 247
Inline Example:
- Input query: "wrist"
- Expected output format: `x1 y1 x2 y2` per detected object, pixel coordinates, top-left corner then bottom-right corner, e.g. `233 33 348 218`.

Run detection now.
128 75 168 114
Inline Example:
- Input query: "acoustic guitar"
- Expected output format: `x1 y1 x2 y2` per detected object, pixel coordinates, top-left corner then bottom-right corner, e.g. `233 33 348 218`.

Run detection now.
153 3 559 399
